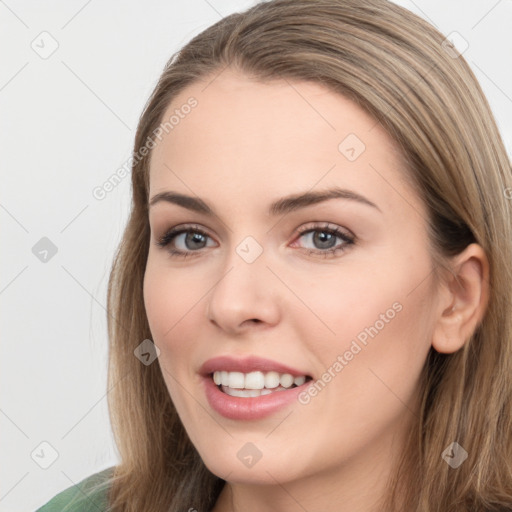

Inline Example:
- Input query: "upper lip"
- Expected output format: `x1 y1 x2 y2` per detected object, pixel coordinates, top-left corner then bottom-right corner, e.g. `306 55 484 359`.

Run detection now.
200 355 311 377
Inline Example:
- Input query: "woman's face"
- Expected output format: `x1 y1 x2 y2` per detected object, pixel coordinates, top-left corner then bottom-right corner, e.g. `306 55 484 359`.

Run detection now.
144 69 440 493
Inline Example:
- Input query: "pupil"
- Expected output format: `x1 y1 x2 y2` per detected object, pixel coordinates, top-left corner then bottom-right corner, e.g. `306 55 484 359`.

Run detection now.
187 232 205 249
314 231 335 249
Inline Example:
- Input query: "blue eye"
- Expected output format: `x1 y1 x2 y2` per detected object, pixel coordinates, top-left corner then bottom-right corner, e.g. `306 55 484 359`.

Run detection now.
156 224 214 258
155 222 355 259
293 223 355 257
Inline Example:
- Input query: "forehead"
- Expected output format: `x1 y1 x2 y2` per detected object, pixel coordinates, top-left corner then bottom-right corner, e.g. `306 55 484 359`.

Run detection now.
148 69 419 219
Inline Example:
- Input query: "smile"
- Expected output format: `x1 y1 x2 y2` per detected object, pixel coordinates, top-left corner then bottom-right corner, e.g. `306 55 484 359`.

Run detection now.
212 370 311 397
200 355 314 419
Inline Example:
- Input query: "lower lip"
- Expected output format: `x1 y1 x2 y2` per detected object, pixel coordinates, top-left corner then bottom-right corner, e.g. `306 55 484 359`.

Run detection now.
202 375 311 420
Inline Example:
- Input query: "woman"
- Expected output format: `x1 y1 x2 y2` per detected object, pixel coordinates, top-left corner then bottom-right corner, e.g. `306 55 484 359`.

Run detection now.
35 0 512 510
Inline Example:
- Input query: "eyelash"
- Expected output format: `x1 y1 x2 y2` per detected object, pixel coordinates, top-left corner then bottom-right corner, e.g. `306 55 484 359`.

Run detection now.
155 222 355 259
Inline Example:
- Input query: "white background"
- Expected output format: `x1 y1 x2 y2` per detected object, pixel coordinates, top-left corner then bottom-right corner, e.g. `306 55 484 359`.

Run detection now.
1 1 511 511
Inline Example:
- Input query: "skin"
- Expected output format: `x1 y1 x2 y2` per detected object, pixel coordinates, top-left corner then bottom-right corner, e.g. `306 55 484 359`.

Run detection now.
143 68 489 512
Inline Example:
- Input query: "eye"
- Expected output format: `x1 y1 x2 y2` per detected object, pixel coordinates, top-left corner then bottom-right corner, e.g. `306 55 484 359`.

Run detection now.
155 224 216 258
291 222 355 258
155 222 355 259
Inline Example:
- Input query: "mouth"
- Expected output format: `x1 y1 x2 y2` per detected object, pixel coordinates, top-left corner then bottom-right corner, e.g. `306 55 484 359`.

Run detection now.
211 370 313 398
200 356 314 419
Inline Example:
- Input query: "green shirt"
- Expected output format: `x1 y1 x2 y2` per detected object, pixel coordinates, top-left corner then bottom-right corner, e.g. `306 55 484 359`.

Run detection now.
35 467 115 512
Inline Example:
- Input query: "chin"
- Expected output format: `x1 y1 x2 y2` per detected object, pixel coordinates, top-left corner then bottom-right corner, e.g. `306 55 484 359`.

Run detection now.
197 446 305 485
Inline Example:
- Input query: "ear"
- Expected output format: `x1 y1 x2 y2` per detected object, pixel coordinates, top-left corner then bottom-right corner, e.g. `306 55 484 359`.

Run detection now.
431 243 490 354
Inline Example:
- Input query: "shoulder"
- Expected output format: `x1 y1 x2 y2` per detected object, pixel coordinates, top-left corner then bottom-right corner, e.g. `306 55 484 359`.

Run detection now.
34 466 115 512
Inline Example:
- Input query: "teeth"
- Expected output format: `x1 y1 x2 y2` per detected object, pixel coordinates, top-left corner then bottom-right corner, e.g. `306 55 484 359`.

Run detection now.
212 370 309 391
228 371 245 389
265 371 280 389
294 375 306 386
280 373 294 388
245 371 265 389
222 385 289 397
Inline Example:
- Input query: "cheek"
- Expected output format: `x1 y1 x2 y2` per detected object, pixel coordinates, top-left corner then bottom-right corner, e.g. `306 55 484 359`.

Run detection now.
284 259 434 463
295 254 435 392
143 260 205 413
143 258 206 344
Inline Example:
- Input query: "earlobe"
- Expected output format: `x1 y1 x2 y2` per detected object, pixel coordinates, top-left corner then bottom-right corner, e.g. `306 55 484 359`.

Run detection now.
431 243 489 354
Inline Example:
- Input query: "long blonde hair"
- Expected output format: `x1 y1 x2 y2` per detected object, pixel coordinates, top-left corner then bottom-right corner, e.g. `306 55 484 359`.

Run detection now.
104 1 512 510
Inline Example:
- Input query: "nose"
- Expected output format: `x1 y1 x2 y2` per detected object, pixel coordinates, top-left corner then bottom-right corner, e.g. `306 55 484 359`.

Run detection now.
206 243 281 335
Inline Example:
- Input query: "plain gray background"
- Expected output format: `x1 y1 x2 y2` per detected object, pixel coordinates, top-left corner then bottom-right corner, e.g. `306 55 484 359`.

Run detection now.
1 1 511 511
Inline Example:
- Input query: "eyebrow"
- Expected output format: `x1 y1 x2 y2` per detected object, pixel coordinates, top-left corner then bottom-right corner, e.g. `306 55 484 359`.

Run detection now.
148 186 381 216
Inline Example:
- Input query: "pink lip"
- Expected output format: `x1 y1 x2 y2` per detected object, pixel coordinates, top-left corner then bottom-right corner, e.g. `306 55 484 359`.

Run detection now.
202 374 311 420
199 355 309 377
199 355 312 420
